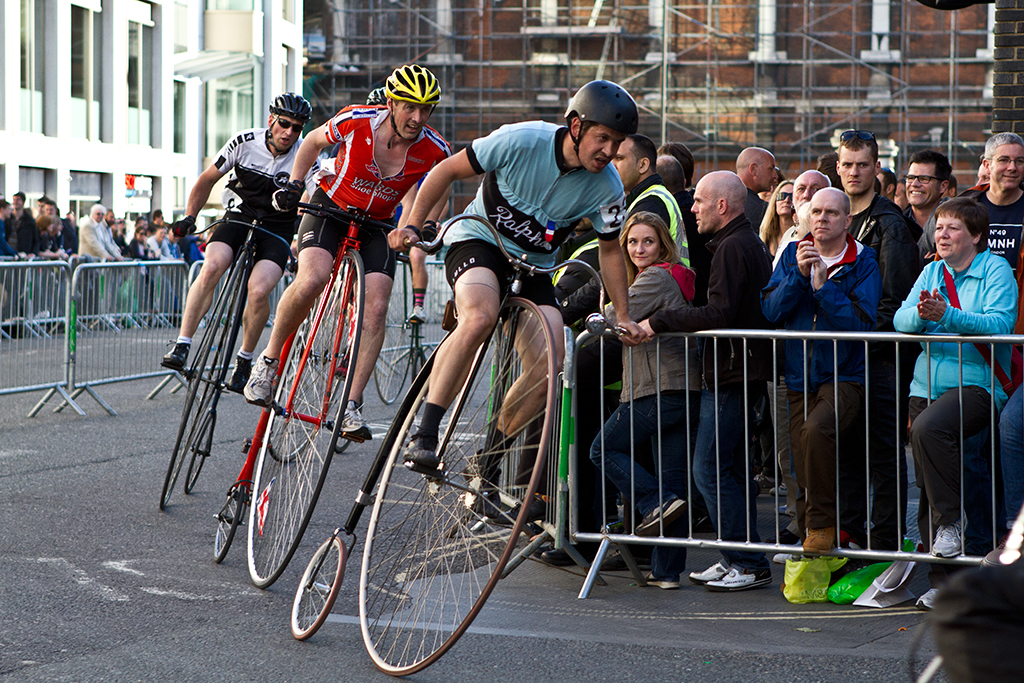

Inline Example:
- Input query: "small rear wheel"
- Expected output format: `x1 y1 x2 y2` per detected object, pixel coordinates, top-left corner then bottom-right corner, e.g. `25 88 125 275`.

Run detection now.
359 297 557 674
291 533 347 640
214 482 249 564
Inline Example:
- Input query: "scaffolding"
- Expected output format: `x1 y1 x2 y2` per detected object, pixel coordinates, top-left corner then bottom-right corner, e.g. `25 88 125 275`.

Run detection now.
302 0 994 202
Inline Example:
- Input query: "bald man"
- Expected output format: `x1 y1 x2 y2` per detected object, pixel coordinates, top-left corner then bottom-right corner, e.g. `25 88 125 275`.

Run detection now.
639 171 774 592
736 147 776 229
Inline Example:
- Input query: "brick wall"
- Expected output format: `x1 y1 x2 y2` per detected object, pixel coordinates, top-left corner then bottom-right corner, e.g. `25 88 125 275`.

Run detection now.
994 0 1024 133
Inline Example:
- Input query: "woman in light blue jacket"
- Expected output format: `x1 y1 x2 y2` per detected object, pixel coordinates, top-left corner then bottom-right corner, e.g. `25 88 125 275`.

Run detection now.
894 197 1017 608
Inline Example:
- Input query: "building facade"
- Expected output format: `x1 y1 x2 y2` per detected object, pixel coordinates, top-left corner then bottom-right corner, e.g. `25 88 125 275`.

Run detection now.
1 0 303 223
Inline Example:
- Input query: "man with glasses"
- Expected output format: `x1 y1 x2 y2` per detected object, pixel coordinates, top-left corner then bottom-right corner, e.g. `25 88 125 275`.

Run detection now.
162 92 317 394
959 133 1024 274
836 129 921 552
903 149 952 262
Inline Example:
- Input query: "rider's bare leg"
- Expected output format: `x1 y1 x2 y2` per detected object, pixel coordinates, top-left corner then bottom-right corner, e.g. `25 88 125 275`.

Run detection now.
178 241 234 340
239 259 284 355
259 246 333 361
346 272 393 404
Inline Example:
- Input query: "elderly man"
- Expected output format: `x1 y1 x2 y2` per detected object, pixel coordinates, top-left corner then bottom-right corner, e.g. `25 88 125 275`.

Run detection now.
761 188 882 553
774 170 831 266
78 204 123 261
736 147 776 229
639 171 774 591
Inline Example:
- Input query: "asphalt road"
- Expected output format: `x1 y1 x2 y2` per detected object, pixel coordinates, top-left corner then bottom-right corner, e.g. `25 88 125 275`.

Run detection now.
0 375 943 683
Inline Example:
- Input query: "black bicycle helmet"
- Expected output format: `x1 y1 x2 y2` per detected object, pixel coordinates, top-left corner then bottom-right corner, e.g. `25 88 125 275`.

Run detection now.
269 92 312 122
366 87 387 106
564 80 638 135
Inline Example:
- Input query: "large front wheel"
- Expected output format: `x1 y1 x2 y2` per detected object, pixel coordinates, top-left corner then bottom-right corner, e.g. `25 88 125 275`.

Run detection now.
359 297 558 675
160 252 248 510
247 249 364 589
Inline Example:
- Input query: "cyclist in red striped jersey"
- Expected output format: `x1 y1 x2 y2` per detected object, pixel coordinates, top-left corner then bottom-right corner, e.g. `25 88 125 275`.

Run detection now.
244 65 451 443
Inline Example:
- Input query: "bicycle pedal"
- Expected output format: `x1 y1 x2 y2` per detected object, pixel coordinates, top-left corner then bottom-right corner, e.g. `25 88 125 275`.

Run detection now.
241 439 252 454
404 460 445 478
341 432 367 444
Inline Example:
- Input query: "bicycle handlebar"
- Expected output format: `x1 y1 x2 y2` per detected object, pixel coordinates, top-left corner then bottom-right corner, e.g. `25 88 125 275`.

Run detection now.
295 202 396 234
415 214 618 332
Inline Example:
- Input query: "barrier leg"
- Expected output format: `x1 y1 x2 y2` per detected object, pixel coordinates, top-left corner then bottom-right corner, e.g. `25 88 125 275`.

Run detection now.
578 537 614 599
501 529 552 578
146 374 180 400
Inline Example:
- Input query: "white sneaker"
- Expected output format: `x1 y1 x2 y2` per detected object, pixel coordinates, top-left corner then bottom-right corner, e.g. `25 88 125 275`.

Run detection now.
931 520 964 558
705 566 772 592
772 553 796 565
341 400 372 442
644 573 681 590
243 356 279 407
408 305 425 324
916 587 939 611
688 561 730 586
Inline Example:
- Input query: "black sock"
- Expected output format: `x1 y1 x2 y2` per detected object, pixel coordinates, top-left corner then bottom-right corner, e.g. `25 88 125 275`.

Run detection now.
418 402 447 438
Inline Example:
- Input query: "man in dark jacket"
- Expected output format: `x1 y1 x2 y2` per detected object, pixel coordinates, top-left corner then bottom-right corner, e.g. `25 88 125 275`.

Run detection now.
761 188 882 554
638 171 774 591
838 129 922 551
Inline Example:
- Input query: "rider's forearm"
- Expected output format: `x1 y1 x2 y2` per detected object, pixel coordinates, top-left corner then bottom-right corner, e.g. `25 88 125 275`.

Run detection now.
406 151 475 227
185 171 219 218
597 239 632 323
290 127 329 185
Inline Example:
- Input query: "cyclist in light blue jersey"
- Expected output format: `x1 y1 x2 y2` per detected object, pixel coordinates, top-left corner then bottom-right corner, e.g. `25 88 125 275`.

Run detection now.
390 79 645 475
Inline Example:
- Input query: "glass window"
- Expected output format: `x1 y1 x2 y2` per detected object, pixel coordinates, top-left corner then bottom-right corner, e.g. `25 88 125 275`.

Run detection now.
207 0 256 10
71 5 102 140
20 0 45 133
174 2 189 54
173 80 186 154
205 70 255 157
127 20 154 145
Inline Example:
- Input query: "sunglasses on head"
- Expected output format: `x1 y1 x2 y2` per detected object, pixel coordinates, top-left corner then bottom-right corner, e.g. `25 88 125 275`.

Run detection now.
840 129 875 143
275 117 305 132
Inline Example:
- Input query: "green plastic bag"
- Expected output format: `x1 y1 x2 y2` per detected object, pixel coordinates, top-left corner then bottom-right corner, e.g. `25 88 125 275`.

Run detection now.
782 556 848 604
827 540 916 604
827 562 892 604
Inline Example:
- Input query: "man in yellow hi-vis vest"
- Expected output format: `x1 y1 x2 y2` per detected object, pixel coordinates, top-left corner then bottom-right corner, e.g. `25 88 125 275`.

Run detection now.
613 133 689 266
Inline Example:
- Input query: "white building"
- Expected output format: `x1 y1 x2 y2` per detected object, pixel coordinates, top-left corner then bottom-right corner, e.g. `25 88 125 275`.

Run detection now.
0 0 304 222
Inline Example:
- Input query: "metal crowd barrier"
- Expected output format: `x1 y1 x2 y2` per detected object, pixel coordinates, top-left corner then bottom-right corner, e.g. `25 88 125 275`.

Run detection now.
565 328 1024 598
0 261 76 414
64 260 190 414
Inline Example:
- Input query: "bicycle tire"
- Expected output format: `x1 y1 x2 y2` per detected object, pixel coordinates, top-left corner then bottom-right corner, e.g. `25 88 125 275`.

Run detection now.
160 250 248 509
247 249 365 589
359 297 557 675
214 482 249 564
374 269 411 404
291 533 347 640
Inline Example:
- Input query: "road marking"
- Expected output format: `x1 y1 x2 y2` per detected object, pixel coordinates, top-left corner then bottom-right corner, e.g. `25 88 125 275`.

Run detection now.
0 449 37 458
33 558 129 602
139 587 218 601
102 560 145 576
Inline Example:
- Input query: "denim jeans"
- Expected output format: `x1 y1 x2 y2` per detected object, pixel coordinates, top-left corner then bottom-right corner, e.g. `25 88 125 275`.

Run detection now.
1000 384 1024 531
692 384 769 571
590 391 690 581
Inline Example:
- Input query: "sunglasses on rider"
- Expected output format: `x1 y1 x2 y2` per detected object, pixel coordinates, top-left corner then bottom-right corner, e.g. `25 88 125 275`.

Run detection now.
275 117 305 132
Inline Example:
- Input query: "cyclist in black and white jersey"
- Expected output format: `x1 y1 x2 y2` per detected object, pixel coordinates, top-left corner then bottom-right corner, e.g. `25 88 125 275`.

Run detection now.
161 93 319 393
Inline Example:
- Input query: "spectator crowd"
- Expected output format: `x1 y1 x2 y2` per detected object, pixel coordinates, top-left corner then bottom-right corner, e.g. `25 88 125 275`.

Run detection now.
0 195 202 266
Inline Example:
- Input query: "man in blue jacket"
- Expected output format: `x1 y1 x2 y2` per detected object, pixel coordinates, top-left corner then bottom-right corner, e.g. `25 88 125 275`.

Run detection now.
761 188 882 554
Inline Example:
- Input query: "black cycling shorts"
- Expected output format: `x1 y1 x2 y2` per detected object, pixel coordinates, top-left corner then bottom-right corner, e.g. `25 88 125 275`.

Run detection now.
295 189 396 278
208 212 294 271
444 239 558 308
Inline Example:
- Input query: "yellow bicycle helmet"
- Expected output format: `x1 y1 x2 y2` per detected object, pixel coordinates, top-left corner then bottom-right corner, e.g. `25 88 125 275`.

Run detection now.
385 65 441 106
